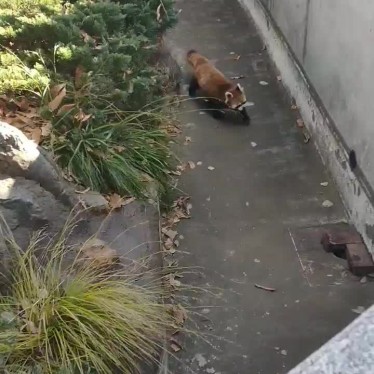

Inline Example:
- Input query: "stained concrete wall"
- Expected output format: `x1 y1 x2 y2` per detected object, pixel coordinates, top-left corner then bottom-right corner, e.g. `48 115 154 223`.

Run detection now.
260 0 374 192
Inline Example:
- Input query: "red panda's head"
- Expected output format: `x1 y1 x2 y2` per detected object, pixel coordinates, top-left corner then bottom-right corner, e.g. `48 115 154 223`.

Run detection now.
224 83 247 110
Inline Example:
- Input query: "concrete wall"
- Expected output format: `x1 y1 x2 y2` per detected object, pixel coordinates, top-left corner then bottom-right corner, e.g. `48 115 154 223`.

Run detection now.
259 0 374 191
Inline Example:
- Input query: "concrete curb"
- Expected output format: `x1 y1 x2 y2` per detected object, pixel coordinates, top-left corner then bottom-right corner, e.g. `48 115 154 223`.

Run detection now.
287 305 374 374
238 0 374 256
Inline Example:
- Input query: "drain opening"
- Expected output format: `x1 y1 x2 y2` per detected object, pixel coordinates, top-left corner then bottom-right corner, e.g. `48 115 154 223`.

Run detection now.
331 248 347 260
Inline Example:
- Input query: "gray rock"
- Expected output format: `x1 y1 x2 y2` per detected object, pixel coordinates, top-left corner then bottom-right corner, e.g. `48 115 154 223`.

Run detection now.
0 175 70 248
0 121 77 206
78 190 109 211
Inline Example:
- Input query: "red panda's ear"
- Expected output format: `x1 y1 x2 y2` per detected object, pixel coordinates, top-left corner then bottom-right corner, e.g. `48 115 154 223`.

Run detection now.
225 91 233 103
236 83 244 92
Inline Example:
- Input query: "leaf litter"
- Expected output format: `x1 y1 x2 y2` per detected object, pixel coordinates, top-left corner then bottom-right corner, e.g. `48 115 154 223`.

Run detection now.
0 95 52 145
107 193 135 210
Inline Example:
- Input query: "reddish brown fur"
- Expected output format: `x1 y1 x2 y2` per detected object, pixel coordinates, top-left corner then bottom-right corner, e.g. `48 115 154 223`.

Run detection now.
186 50 246 108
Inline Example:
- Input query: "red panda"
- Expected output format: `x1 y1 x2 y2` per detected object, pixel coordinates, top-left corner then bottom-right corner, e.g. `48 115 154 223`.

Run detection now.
186 49 250 123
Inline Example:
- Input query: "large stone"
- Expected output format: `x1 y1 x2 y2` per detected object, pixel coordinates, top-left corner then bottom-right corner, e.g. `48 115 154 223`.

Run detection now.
0 175 70 249
78 190 109 212
0 121 77 206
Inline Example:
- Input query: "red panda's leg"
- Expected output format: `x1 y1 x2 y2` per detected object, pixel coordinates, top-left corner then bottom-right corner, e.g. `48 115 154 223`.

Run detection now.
188 76 200 97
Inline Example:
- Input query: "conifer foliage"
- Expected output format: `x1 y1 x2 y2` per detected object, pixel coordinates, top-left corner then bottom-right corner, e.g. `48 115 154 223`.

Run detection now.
0 0 177 198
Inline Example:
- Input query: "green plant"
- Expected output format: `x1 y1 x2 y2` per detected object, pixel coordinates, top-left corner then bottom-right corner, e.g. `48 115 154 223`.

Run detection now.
0 0 178 199
0 219 171 373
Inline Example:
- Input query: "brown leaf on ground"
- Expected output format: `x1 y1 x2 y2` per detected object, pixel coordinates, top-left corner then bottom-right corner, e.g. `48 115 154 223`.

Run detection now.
172 304 188 327
74 108 92 124
108 194 135 210
230 75 246 80
75 65 85 89
80 30 92 43
254 284 276 292
169 170 181 176
113 145 125 153
176 164 186 172
17 107 38 119
81 238 119 268
184 136 192 145
7 113 33 126
48 86 66 112
40 122 52 137
187 161 196 170
57 103 75 116
170 337 182 352
27 127 42 144
162 228 178 241
296 119 304 128
164 238 174 250
50 83 66 99
169 273 181 288
14 97 30 112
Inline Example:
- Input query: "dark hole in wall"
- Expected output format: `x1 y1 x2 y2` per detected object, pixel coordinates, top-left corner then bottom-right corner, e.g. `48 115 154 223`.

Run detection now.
349 150 357 170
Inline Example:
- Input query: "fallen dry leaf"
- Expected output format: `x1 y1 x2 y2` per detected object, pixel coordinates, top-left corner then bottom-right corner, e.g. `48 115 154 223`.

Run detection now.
322 200 334 208
113 145 125 153
41 122 52 137
230 75 246 80
81 238 119 268
74 108 92 124
302 128 311 143
14 97 30 111
108 194 135 209
177 164 186 172
28 127 42 144
172 304 188 327
57 103 76 116
8 113 32 126
164 238 174 250
48 86 66 112
170 337 182 352
162 228 178 241
169 273 181 288
80 30 92 43
75 65 85 89
169 170 182 176
255 284 276 292
50 83 66 99
186 203 192 215
184 136 192 145
187 161 196 170
296 119 304 128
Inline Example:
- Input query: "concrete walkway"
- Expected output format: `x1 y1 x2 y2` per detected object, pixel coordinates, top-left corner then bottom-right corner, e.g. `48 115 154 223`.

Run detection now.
166 0 374 373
